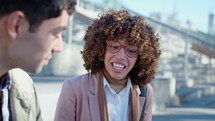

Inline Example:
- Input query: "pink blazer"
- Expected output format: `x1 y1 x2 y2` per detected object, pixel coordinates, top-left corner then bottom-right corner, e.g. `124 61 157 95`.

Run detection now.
54 72 153 121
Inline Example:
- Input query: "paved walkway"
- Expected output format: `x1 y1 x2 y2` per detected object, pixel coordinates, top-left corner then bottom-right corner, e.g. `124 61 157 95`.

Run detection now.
34 77 65 121
153 95 215 121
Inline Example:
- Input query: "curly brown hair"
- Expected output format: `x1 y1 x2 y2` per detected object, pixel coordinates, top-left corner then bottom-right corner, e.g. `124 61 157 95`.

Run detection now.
81 9 161 85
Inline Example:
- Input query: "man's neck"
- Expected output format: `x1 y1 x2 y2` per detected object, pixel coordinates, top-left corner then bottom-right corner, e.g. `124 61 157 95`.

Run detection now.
0 67 9 78
0 56 11 77
0 18 11 76
0 41 12 77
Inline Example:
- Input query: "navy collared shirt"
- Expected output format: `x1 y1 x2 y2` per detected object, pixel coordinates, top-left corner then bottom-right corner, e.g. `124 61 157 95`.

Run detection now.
0 72 12 121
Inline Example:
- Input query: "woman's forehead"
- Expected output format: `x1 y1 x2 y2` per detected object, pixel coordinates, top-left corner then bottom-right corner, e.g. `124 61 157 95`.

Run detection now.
108 38 141 47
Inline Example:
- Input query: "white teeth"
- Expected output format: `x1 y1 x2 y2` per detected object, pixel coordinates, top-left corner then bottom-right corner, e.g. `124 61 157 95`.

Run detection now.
113 63 125 70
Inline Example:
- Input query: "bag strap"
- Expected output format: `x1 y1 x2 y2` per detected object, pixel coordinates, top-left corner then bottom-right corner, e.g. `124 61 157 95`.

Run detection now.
139 85 147 121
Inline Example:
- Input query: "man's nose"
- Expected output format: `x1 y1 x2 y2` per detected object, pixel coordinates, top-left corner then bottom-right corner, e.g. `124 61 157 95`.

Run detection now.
52 37 64 53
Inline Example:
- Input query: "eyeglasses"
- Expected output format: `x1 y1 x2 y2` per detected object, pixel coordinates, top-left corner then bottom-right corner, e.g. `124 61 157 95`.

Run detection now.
106 41 139 57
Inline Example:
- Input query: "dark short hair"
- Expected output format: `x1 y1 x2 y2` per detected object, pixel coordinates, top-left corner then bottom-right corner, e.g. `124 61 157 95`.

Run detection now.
0 0 77 32
81 9 161 85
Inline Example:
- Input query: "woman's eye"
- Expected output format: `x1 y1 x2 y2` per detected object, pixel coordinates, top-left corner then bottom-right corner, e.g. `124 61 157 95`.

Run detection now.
127 49 138 53
111 45 119 49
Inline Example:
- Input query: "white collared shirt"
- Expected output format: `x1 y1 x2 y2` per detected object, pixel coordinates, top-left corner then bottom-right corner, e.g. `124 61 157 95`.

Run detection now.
103 77 132 121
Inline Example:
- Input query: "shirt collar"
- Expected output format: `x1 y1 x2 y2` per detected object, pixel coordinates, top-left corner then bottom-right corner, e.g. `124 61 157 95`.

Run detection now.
103 77 132 95
0 72 12 90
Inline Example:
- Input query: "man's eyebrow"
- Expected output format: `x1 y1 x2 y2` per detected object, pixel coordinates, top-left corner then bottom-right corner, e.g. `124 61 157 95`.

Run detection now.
53 26 67 32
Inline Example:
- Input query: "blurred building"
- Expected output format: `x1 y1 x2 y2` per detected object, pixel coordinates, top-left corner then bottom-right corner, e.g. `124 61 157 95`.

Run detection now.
31 0 215 113
208 13 215 35
34 0 215 83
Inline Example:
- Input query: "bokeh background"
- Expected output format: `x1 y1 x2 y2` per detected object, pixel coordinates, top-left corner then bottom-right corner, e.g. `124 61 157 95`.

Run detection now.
32 0 215 121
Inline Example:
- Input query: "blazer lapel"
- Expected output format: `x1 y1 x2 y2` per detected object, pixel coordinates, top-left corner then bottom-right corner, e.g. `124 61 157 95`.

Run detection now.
89 95 101 121
135 85 145 116
88 72 101 121
139 96 145 115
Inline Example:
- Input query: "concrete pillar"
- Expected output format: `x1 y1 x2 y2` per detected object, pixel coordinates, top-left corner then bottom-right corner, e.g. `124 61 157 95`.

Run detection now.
66 16 74 44
152 77 176 112
184 36 189 81
209 57 212 82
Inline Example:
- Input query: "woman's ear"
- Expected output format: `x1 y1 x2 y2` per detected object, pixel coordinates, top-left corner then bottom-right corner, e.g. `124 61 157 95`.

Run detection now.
5 11 26 40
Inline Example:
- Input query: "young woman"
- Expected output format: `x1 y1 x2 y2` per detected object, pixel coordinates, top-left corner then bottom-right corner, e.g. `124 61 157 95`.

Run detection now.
54 9 161 121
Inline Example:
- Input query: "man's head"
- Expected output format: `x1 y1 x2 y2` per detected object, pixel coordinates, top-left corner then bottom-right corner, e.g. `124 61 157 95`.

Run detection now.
0 0 76 74
0 0 77 32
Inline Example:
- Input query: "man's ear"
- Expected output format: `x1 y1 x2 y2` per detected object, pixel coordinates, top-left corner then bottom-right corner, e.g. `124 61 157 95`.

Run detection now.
5 11 27 39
